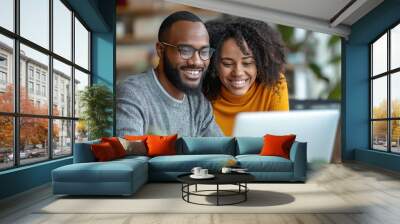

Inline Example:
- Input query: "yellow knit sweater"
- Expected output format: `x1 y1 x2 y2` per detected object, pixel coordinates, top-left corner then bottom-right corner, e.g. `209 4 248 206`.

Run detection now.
212 76 289 136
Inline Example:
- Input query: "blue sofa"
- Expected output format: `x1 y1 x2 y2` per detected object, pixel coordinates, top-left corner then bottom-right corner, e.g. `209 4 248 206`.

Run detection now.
52 137 307 196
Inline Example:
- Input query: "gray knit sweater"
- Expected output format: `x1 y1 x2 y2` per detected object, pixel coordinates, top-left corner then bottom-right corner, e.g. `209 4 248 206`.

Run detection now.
116 69 223 137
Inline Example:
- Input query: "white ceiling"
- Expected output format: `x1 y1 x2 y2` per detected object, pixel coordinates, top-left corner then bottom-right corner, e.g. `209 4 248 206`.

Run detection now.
166 0 384 38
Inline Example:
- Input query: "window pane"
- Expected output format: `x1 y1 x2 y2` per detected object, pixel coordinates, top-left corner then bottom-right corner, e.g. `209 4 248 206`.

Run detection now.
391 24 400 70
74 69 89 118
53 119 72 158
20 0 49 49
0 34 14 113
20 117 49 165
372 33 387 76
53 0 72 60
372 77 387 119
53 59 72 117
75 17 89 70
0 0 14 31
75 120 88 143
0 116 13 170
372 121 388 151
391 72 400 118
391 120 400 153
20 44 49 115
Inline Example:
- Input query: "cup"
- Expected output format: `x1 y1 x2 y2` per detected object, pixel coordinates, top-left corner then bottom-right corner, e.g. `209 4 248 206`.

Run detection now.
200 169 208 176
221 167 232 174
191 167 202 176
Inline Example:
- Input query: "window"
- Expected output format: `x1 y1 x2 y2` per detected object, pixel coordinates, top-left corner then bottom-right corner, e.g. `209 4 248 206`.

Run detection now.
0 54 7 86
20 0 49 49
0 71 6 85
35 70 40 81
0 55 7 67
35 83 40 95
28 67 34 80
42 85 46 97
53 59 72 117
0 0 14 32
53 0 72 60
28 81 34 94
0 0 91 170
0 35 14 114
75 17 89 70
370 23 400 154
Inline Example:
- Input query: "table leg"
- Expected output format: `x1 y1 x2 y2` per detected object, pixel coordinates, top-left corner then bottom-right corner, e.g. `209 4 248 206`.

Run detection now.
217 184 219 206
187 184 190 202
245 183 247 201
195 184 197 192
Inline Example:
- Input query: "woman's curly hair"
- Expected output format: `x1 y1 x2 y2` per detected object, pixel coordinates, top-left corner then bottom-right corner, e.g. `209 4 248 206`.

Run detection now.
203 17 287 101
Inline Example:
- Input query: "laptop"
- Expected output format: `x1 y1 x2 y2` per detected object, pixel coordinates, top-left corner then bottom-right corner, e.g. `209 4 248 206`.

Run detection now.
232 110 340 162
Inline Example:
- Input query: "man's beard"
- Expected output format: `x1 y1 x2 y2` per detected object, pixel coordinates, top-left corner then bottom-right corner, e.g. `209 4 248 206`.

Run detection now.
163 53 204 95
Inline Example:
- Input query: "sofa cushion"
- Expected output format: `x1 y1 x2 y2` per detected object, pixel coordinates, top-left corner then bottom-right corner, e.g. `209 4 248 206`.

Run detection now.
178 137 235 155
235 137 263 155
236 155 293 172
148 154 235 172
52 158 147 183
74 140 100 163
115 155 150 164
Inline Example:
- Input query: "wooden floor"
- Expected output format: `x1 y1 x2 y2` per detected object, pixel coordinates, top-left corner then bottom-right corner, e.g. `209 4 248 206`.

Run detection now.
1 162 400 224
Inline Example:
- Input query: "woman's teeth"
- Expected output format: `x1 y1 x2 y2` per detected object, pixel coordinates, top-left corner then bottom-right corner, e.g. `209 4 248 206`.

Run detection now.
230 79 248 88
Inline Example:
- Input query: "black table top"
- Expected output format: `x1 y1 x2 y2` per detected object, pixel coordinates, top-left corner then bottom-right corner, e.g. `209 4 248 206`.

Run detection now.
177 172 255 185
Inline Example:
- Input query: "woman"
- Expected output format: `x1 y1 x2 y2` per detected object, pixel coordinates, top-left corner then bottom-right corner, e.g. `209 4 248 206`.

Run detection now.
203 18 289 136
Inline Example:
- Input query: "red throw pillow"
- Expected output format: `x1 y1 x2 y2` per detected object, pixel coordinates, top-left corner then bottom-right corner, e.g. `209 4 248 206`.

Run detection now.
146 134 178 157
260 134 296 159
91 142 118 161
101 137 127 158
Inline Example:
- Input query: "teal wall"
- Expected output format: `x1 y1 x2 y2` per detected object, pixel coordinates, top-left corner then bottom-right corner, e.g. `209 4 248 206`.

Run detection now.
0 0 115 200
0 158 72 199
343 0 400 171
91 0 116 136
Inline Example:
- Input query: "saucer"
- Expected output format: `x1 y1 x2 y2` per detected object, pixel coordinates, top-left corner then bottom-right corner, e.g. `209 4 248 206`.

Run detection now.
190 174 215 179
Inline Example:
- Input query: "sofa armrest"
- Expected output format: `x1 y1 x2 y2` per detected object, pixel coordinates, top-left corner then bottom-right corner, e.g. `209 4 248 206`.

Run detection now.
73 140 100 163
289 141 307 181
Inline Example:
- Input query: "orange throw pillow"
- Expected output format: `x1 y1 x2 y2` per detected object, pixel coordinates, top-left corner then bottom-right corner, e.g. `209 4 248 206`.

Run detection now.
91 142 118 161
260 134 296 159
146 134 178 157
101 137 127 158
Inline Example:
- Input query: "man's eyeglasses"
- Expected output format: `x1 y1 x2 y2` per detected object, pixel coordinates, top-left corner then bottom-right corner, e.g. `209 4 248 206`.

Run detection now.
160 42 215 61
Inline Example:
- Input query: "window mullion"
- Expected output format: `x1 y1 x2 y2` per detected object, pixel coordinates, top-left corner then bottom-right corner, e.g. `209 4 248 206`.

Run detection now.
49 0 53 160
13 0 20 167
71 11 76 155
388 29 391 153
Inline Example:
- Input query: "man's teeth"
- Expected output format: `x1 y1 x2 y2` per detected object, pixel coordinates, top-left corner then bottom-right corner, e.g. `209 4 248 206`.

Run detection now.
184 70 202 78
230 79 247 88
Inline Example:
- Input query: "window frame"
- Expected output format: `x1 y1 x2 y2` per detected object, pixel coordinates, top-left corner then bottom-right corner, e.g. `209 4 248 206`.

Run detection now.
370 20 400 154
0 0 92 171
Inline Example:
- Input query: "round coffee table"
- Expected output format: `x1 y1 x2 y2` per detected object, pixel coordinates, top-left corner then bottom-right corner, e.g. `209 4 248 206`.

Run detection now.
177 172 255 206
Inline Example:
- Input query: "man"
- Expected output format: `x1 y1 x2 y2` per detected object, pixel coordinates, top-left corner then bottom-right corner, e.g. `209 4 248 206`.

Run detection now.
116 11 223 137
